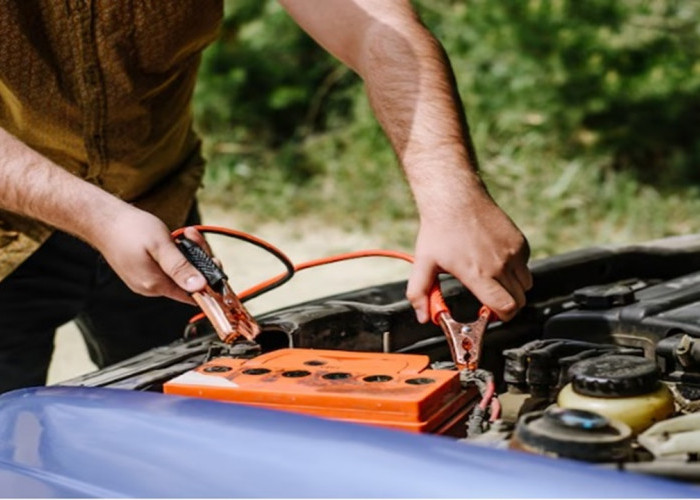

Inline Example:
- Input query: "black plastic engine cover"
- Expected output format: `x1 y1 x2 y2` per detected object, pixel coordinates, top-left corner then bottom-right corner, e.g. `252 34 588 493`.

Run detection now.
544 271 700 356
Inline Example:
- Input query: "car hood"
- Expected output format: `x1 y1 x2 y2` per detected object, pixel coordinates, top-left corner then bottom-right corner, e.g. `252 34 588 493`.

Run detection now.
0 386 695 498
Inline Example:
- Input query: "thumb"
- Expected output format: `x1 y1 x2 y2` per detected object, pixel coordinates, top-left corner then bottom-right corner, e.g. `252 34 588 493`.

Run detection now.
152 240 207 293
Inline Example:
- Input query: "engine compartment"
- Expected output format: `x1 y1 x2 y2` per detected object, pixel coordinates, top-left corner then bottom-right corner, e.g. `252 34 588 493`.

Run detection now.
62 234 700 483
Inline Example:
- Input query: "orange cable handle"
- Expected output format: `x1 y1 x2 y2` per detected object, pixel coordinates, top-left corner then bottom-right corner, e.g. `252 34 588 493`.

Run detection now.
428 282 450 324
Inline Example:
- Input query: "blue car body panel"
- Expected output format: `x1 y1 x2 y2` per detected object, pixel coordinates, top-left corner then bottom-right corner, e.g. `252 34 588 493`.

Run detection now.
0 387 696 498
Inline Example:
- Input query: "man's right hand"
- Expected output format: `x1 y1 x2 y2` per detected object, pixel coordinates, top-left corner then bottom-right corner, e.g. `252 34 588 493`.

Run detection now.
92 207 207 304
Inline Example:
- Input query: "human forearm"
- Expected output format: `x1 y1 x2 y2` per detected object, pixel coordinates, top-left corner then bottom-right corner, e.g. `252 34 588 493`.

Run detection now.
357 15 485 215
0 127 124 243
281 1 481 209
0 127 205 302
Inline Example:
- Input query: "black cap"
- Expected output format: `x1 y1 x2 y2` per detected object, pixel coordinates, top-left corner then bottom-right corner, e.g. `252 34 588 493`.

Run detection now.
569 355 659 397
512 407 632 462
572 284 636 309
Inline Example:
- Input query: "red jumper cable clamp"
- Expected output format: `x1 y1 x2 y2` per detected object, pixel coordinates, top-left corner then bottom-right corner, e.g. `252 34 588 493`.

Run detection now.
428 287 497 371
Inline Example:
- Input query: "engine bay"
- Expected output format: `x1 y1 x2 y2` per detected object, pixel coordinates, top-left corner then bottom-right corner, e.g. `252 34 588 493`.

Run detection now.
62 235 700 484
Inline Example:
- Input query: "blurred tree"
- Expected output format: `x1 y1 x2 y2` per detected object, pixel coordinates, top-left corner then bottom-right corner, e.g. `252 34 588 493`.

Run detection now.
193 0 356 184
496 0 700 184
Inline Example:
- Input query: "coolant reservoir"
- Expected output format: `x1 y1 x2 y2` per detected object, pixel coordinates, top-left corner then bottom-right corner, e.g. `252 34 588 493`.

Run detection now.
557 355 674 434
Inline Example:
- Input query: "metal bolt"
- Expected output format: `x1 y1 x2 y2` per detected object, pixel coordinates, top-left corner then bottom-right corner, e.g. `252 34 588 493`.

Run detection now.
461 325 472 334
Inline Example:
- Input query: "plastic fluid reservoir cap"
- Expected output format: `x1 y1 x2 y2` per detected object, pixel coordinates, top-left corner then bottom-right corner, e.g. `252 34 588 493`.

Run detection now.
572 283 636 309
569 355 659 398
512 407 632 462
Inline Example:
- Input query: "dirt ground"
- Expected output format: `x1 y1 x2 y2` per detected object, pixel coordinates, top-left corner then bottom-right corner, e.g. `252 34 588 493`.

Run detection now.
47 205 413 384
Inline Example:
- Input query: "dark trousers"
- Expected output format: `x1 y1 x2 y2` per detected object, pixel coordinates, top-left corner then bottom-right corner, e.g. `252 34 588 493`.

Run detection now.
0 210 199 393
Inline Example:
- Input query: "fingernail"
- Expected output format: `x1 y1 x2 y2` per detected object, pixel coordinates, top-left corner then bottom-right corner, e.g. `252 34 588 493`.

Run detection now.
416 310 428 324
185 275 205 292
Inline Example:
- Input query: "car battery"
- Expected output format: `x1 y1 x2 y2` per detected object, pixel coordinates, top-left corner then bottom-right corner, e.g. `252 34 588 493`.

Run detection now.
164 348 478 434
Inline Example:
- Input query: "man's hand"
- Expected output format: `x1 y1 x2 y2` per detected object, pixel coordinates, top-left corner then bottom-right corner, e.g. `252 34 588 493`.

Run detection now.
91 207 207 304
407 191 532 323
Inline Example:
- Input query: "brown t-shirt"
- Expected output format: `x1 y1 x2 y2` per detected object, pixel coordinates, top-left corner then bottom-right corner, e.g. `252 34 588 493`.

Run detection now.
0 0 223 280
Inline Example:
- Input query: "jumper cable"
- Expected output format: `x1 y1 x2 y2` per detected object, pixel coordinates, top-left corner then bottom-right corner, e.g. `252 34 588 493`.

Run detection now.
172 225 496 370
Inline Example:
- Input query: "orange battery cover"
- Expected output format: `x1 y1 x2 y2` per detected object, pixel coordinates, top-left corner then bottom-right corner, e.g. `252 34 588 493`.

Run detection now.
164 348 477 433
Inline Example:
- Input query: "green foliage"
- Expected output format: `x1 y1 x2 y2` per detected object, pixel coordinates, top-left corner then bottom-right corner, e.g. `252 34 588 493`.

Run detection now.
194 0 358 185
415 0 700 182
505 0 699 184
194 0 700 255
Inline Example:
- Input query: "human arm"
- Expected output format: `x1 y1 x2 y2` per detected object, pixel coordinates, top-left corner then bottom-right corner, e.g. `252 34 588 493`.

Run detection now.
279 0 532 321
0 127 206 303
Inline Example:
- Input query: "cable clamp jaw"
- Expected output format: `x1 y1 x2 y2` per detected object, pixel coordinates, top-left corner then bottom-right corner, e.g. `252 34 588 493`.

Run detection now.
429 285 496 370
176 237 260 344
